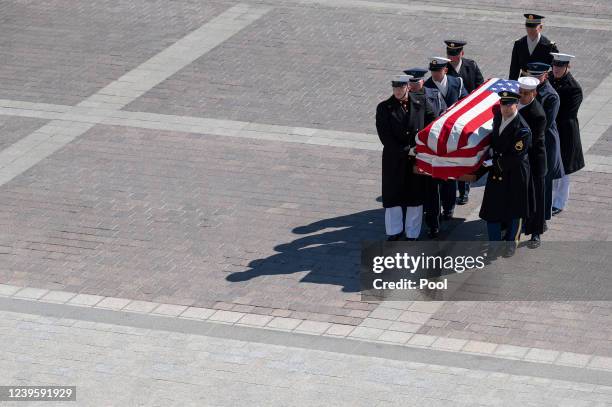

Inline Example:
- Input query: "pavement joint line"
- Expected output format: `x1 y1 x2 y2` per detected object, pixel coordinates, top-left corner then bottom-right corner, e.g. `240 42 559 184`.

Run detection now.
1 283 611 376
1 100 611 174
283 0 612 31
0 3 272 187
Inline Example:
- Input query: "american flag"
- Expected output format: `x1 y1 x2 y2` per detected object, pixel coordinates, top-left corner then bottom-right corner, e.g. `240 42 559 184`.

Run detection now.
415 78 518 179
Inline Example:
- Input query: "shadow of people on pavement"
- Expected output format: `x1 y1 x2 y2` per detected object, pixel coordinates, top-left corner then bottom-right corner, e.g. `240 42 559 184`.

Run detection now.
226 208 384 292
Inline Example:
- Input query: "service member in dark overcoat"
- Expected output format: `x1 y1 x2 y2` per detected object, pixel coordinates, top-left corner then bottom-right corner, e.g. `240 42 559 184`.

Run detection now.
550 53 584 215
404 67 447 117
375 75 437 241
478 88 534 257
518 76 548 248
445 40 485 205
424 57 468 224
509 14 559 80
404 68 445 237
527 62 565 221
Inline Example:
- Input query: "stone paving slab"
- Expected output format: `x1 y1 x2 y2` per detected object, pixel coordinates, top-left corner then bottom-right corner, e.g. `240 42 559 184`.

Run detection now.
0 115 49 151
2 296 612 381
4 309 612 407
0 0 231 105
125 5 612 134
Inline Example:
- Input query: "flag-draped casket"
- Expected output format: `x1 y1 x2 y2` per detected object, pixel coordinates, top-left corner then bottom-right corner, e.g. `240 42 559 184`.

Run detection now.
415 78 519 180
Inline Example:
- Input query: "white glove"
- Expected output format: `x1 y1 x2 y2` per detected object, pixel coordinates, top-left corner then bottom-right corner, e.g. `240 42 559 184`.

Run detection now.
408 147 417 157
483 159 493 167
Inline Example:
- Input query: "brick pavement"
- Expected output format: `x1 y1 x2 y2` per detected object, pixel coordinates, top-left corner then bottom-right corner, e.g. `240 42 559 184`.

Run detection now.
125 5 612 134
590 126 612 157
0 124 381 322
0 0 231 105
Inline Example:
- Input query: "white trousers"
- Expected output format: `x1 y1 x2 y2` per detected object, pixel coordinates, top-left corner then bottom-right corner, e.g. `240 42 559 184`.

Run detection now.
553 175 570 209
385 206 423 238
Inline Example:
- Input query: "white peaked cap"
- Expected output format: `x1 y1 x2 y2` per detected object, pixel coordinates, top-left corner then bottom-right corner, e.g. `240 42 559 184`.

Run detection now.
518 76 539 90
430 56 451 64
550 52 575 62
392 74 412 83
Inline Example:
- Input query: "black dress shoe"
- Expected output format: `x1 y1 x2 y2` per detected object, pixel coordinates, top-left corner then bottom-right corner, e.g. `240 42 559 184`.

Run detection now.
456 195 469 205
552 207 563 216
386 233 403 241
441 212 453 221
528 234 541 249
502 244 516 258
428 228 440 239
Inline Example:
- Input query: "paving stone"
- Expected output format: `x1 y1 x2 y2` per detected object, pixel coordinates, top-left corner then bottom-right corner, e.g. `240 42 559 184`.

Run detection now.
13 287 49 300
208 310 245 324
525 348 561 363
556 352 593 367
237 313 274 327
295 320 332 334
407 334 438 347
266 317 303 331
95 297 131 310
324 324 355 337
0 284 22 297
431 337 469 351
494 345 530 359
40 290 77 304
123 300 161 314
179 307 216 320
376 330 413 344
348 327 384 340
462 340 498 355
68 294 104 306
152 304 188 317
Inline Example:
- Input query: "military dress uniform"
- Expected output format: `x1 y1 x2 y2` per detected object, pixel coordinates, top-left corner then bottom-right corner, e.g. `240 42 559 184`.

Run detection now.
404 68 445 237
444 40 485 204
423 57 468 223
404 68 447 117
528 62 565 221
509 14 559 80
479 90 534 249
376 75 437 240
518 77 548 242
550 53 584 213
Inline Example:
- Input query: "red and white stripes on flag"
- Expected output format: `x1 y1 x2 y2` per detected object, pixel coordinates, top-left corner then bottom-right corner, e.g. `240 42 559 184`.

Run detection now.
415 78 503 180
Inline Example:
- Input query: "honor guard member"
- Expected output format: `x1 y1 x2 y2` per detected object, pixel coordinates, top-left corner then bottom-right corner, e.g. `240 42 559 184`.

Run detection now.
478 86 534 257
550 53 584 215
445 40 484 93
404 67 447 116
424 57 468 220
375 75 437 241
518 76 548 248
527 62 565 221
445 40 485 205
404 67 444 238
509 14 559 80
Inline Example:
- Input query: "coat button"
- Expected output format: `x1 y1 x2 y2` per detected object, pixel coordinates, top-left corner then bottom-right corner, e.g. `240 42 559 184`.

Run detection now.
498 177 503 181
492 176 496 180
